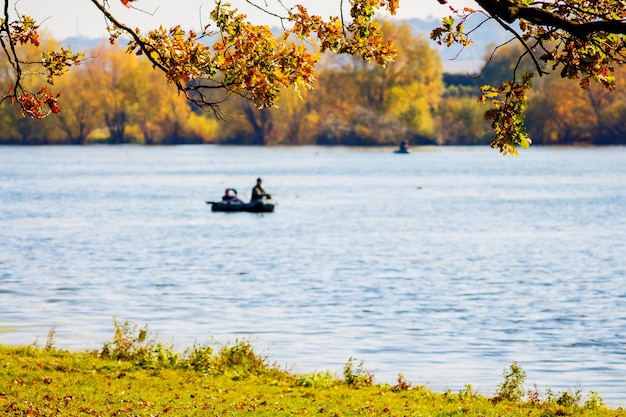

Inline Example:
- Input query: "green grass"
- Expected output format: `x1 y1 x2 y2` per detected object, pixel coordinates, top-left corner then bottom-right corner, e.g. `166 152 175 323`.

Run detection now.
0 322 624 416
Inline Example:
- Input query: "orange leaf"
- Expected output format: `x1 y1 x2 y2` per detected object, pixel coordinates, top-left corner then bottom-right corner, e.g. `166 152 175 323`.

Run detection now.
121 0 138 7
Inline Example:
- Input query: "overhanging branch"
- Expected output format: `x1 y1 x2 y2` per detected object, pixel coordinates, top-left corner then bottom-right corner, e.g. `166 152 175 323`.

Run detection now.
490 14 547 76
475 0 626 39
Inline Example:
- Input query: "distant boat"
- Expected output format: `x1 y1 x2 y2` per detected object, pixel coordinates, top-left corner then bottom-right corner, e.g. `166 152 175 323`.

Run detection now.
207 199 276 213
395 140 410 154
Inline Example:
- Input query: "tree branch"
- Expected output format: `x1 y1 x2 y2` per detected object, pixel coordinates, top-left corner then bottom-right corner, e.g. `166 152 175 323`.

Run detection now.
87 0 179 88
490 14 547 76
475 0 626 39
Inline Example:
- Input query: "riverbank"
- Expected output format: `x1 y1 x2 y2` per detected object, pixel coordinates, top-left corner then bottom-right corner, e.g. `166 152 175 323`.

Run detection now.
1 326 623 416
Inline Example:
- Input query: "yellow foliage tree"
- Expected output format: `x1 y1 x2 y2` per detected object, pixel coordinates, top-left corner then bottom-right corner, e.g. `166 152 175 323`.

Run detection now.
53 64 101 144
314 20 442 145
527 64 626 145
82 44 138 143
438 96 490 145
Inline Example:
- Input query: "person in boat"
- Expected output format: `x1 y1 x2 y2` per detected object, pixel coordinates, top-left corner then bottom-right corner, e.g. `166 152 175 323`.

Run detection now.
397 140 409 153
251 178 271 201
222 188 243 204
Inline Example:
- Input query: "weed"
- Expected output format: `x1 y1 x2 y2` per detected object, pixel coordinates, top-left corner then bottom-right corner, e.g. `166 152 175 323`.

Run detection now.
522 378 604 410
212 339 277 378
556 387 582 407
184 343 214 373
459 383 474 400
545 388 557 403
527 384 541 405
495 360 526 402
296 370 339 388
142 343 180 369
343 357 373 388
99 321 287 378
93 322 198 372
585 391 606 409
44 327 56 351
101 319 156 363
393 373 412 391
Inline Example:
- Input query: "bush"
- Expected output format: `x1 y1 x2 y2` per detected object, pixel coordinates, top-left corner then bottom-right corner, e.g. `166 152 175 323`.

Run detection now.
100 319 178 369
495 361 526 402
184 343 215 373
101 319 154 362
296 371 339 388
343 357 374 388
212 339 273 378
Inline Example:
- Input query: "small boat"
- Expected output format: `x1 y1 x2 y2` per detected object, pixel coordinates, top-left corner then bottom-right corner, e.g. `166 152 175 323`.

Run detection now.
207 199 277 213
394 140 410 154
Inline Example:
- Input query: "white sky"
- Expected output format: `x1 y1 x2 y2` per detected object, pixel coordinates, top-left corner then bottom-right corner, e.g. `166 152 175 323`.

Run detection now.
12 0 476 39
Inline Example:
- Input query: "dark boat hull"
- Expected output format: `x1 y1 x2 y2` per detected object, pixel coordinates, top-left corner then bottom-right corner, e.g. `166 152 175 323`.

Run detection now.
209 199 276 213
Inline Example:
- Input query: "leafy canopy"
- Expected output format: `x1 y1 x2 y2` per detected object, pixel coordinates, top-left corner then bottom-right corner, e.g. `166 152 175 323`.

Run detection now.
1 0 626 153
432 0 626 154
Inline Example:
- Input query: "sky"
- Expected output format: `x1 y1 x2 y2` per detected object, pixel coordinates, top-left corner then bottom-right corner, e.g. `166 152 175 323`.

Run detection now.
13 0 476 39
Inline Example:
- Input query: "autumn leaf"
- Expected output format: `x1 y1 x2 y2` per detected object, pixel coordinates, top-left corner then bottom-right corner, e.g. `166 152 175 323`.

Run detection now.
121 0 138 7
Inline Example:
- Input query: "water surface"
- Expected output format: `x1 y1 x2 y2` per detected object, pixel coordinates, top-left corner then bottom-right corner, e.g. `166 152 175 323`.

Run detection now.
1 145 625 404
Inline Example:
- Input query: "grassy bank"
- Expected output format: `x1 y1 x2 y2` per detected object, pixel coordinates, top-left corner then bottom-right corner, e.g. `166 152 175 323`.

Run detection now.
1 322 623 416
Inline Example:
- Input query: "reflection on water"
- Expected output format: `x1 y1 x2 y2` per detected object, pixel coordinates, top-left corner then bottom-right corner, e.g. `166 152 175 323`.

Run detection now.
1 145 626 405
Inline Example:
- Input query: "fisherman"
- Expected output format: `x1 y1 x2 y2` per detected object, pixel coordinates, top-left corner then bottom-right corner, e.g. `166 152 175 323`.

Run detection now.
250 178 271 201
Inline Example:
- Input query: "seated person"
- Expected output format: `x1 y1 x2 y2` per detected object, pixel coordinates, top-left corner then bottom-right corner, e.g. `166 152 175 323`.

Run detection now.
251 178 271 201
222 188 243 203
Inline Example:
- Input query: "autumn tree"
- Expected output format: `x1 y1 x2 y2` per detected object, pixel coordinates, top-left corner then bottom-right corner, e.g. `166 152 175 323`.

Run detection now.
2 0 626 153
52 64 100 145
526 76 596 144
312 63 408 145
80 45 136 143
526 65 626 145
433 0 626 154
333 20 443 141
438 96 491 145
270 86 317 145
237 99 276 145
122 46 214 145
382 22 443 140
76 43 217 144
580 65 626 144
477 38 626 145
311 20 442 145
0 35 61 143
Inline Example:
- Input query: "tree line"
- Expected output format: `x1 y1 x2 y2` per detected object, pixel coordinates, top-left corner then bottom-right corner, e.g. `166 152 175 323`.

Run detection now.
1 20 625 147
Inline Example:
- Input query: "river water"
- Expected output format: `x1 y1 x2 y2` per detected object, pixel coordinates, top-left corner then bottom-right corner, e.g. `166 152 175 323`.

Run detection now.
1 145 625 404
